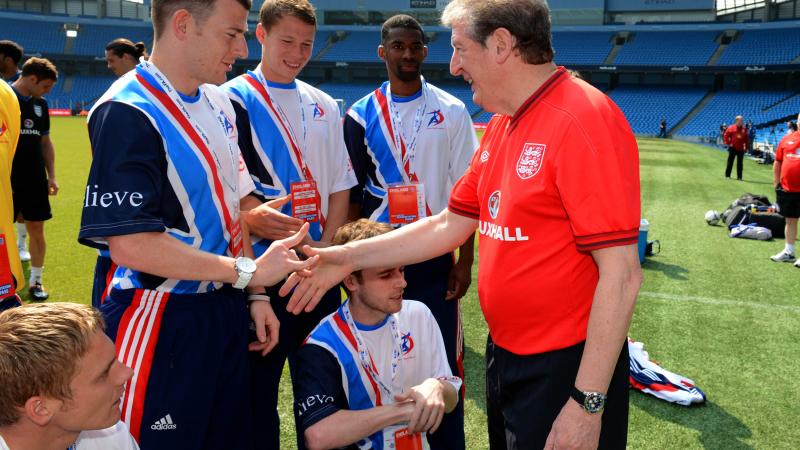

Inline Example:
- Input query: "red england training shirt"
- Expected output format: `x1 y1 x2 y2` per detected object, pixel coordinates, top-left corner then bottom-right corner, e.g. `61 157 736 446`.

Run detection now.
448 67 641 355
776 131 800 192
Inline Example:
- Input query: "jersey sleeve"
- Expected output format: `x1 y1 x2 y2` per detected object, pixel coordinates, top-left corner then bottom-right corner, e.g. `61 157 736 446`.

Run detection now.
448 105 479 184
554 113 641 253
447 147 482 219
329 102 358 194
78 101 167 249
294 343 349 433
41 98 50 136
237 149 255 199
343 112 369 205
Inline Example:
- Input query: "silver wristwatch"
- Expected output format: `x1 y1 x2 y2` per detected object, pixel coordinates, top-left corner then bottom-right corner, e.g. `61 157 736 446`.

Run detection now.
232 257 257 289
571 388 607 414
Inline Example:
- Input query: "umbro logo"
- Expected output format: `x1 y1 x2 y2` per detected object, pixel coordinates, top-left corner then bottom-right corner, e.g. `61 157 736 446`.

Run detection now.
151 414 177 431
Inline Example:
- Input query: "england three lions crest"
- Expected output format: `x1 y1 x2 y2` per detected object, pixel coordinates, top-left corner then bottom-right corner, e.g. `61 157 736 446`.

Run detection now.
516 143 546 180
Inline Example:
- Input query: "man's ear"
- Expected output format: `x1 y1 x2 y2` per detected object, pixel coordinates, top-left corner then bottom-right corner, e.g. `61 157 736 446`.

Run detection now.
487 27 517 64
171 9 194 41
377 44 386 62
342 274 359 293
256 22 267 45
23 396 56 427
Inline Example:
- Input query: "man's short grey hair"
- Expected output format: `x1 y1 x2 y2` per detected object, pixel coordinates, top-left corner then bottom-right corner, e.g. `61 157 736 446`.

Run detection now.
441 0 554 65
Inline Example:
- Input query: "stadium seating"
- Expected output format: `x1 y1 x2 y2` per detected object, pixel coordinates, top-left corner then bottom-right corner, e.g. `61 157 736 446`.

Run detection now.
678 90 796 137
73 24 152 57
607 85 709 135
614 31 719 66
320 31 381 63
3 19 65 55
717 28 800 66
425 32 453 64
551 31 615 66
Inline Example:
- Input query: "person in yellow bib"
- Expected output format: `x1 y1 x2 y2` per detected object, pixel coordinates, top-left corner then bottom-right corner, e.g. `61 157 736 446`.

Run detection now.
0 78 22 300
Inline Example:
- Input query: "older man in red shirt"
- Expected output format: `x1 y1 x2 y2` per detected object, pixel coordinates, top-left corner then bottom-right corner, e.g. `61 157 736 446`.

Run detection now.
724 115 749 180
770 113 800 266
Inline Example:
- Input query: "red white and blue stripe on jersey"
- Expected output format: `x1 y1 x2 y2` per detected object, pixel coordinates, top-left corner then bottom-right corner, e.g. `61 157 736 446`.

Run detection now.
305 308 388 449
224 71 323 248
81 69 239 294
346 82 416 223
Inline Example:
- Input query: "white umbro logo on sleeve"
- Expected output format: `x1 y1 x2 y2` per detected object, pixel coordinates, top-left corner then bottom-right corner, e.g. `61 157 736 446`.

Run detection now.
151 414 177 430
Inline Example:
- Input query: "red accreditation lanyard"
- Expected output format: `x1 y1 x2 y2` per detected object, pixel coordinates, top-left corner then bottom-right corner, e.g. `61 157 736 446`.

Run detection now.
136 61 242 257
373 83 433 219
243 71 326 228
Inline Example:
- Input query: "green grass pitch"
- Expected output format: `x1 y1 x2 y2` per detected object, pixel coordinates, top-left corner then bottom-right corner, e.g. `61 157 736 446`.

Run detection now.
26 117 800 449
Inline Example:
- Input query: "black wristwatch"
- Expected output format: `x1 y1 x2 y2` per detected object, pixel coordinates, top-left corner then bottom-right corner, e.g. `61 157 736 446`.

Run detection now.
571 387 606 414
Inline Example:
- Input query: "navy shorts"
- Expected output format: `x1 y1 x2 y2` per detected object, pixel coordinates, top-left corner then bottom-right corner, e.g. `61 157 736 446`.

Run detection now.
12 181 51 222
100 286 252 450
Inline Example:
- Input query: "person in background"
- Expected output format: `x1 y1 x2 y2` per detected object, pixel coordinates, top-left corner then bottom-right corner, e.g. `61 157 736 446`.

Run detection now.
104 39 149 77
724 116 749 180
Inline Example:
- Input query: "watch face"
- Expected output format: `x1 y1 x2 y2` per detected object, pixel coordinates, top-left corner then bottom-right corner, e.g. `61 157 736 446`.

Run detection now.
237 257 257 274
584 392 606 413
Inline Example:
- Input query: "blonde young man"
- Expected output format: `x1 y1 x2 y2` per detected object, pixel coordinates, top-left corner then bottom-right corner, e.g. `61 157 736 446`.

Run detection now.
0 303 137 450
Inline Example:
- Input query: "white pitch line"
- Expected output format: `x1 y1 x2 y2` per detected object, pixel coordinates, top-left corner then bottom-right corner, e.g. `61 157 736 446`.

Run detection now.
638 291 800 313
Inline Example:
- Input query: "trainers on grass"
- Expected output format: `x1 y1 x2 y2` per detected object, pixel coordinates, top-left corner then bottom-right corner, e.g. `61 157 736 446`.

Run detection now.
770 250 795 263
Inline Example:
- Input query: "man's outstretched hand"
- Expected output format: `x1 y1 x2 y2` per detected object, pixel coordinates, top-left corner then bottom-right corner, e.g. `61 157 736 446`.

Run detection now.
251 222 319 288
279 244 353 314
244 196 306 241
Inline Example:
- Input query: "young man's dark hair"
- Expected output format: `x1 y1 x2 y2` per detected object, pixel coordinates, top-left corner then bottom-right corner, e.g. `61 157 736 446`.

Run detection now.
259 0 316 32
0 40 23 65
151 0 252 39
381 14 426 45
20 57 58 81
105 38 149 60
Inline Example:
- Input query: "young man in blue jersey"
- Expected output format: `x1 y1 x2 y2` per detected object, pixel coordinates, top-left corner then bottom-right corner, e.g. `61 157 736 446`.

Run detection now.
294 219 461 450
223 1 357 447
343 14 478 449
78 0 318 448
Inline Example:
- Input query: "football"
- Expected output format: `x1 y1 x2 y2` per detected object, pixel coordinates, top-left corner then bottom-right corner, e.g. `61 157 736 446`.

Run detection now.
705 210 721 225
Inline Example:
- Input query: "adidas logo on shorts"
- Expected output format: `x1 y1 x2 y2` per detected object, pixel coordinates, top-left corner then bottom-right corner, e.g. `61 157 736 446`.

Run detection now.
151 414 177 431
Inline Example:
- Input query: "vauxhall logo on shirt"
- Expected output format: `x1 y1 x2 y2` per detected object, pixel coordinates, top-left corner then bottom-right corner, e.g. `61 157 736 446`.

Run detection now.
479 189 530 242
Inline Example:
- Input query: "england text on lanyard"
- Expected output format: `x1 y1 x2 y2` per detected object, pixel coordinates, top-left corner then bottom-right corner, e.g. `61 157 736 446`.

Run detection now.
386 79 428 182
135 60 242 257
246 69 313 183
341 300 404 402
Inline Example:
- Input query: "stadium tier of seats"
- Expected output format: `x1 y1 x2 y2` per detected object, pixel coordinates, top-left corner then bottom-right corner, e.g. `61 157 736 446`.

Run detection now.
717 28 800 66
3 19 66 55
614 31 719 66
73 24 151 57
679 90 797 138
608 85 709 135
552 31 615 66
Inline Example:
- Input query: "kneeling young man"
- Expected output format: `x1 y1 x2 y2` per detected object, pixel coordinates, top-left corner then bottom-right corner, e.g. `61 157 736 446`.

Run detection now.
294 219 461 450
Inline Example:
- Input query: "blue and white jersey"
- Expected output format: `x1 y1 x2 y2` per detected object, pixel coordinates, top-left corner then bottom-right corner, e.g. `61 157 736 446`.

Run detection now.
294 300 461 450
79 66 254 294
223 69 356 250
345 80 478 223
